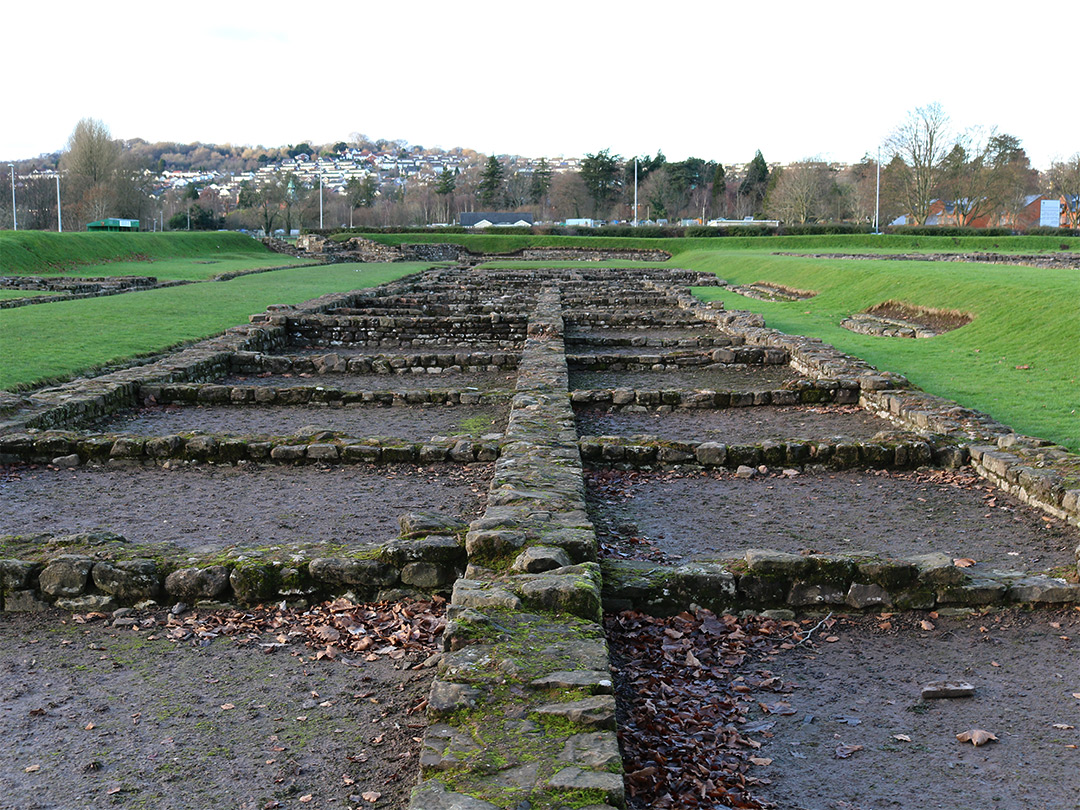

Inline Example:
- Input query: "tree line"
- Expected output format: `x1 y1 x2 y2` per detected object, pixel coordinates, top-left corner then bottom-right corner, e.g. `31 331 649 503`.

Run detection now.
2 109 1078 232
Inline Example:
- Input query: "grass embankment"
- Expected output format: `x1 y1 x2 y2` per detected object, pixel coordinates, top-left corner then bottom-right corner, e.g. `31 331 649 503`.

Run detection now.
0 263 425 390
357 231 1080 257
0 231 313 280
679 250 1080 452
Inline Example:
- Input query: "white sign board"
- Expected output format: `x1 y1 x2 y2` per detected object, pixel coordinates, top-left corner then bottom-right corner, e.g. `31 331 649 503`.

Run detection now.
1040 200 1061 227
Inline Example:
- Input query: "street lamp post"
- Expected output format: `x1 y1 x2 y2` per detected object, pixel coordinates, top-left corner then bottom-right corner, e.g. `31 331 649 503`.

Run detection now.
8 164 16 231
319 171 324 230
874 147 881 234
56 174 62 232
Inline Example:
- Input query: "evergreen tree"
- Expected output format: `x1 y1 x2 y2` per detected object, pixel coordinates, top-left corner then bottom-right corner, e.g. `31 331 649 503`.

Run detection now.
581 148 622 216
478 156 505 208
529 158 553 204
738 150 770 216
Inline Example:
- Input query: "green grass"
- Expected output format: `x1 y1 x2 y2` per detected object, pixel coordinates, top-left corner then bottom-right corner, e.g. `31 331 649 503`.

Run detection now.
358 231 1080 257
0 290 61 300
0 231 311 279
0 263 426 390
679 249 1080 451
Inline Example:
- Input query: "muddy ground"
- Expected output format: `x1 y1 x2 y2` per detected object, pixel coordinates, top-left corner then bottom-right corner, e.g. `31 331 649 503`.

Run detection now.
569 365 804 392
607 607 1080 810
218 371 517 393
84 403 510 442
575 404 896 443
0 463 491 554
586 468 1078 572
0 605 438 810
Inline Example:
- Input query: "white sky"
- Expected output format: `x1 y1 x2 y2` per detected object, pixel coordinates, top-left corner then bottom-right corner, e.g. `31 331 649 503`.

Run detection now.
4 1 1077 169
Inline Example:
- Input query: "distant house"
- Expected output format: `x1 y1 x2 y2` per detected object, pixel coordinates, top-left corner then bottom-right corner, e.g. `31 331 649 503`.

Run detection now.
87 218 140 232
460 212 534 228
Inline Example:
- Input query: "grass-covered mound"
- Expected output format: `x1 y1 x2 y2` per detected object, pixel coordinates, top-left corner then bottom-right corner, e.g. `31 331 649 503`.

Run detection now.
0 231 304 280
0 263 424 390
355 231 1080 257
681 250 1080 452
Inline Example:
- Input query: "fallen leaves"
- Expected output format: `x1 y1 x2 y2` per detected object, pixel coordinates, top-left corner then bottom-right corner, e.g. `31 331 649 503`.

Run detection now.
953 558 976 568
919 620 936 632
24 764 41 774
956 729 998 746
361 791 382 803
608 609 801 809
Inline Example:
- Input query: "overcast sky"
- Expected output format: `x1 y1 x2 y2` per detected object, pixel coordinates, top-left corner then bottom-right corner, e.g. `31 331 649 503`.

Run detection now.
4 1 1076 169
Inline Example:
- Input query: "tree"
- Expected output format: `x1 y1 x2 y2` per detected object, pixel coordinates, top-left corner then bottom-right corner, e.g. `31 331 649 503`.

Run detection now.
710 164 727 214
885 103 951 224
434 169 457 223
529 158 553 205
766 160 833 224
549 171 590 221
737 150 770 217
581 149 622 217
478 156 505 208
1048 153 1080 227
238 174 285 236
60 117 121 226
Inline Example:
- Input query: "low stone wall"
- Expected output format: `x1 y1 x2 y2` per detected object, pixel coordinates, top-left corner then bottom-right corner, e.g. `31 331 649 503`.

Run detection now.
568 346 790 369
284 312 528 347
0 430 501 467
579 435 944 470
570 379 858 408
841 313 938 339
0 513 470 612
228 349 519 375
602 550 1080 617
145 382 510 407
411 288 624 809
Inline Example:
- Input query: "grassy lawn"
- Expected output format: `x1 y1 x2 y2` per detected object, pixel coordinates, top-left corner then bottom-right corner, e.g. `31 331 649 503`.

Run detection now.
0 231 312 280
360 231 1080 257
0 263 426 390
678 250 1080 452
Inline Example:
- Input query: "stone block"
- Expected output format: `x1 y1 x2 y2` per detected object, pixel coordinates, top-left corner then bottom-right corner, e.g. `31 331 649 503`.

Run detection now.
535 695 616 730
401 562 456 589
3 589 49 612
465 529 527 557
401 512 468 539
309 557 398 592
409 780 499 810
92 559 161 602
937 578 1008 606
270 444 306 461
512 545 573 573
39 556 93 598
306 443 339 460
846 582 893 609
910 553 966 586
695 442 727 466
0 559 38 591
451 579 521 611
165 566 231 601
55 594 118 613
1007 576 1080 604
788 581 847 607
184 435 219 460
745 549 812 578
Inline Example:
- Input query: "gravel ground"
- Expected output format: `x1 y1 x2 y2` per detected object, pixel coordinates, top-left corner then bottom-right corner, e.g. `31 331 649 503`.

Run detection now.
0 463 491 554
87 403 510 442
0 606 437 810
586 468 1078 572
569 365 804 391
575 404 896 443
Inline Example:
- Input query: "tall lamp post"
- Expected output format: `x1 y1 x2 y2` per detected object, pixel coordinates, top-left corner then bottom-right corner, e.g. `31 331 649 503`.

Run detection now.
8 164 16 231
56 173 62 232
318 170 324 230
874 147 881 235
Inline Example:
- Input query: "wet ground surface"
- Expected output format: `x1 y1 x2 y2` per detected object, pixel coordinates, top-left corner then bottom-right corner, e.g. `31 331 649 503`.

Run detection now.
219 371 518 392
586 468 1078 571
0 463 491 554
86 403 511 442
0 603 440 810
575 404 895 443
607 607 1080 810
569 364 804 391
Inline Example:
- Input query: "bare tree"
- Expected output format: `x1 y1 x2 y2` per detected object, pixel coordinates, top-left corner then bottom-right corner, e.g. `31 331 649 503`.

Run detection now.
766 160 833 224
885 103 951 224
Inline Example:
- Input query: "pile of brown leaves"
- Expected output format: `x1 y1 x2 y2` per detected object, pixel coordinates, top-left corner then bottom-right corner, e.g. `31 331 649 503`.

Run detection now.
607 609 810 810
152 597 446 665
